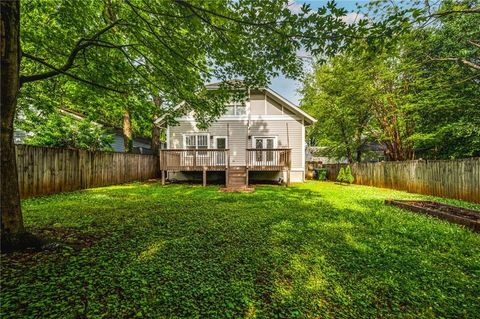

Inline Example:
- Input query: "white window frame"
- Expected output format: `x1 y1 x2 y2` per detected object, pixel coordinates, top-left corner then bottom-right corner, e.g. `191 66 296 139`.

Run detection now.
224 102 247 116
183 133 210 151
251 136 278 149
213 136 228 149
252 136 278 165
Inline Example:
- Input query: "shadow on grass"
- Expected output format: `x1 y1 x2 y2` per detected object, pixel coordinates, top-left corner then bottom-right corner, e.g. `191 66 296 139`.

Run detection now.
2 184 479 318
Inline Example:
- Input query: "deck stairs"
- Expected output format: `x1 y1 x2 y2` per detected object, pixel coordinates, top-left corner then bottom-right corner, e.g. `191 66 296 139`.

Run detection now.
227 166 247 189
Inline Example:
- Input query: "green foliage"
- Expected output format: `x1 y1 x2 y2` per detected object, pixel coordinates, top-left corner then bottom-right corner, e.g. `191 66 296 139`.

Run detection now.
336 167 346 183
301 54 374 162
344 165 354 184
18 0 359 134
301 0 480 160
317 168 327 181
1 182 479 317
19 110 114 151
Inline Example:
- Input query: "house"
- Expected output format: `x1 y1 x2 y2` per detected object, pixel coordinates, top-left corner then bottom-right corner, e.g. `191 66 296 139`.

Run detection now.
14 108 153 154
157 85 316 188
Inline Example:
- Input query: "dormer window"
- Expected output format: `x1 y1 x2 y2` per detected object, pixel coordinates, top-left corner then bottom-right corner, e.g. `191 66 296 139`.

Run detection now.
225 103 246 115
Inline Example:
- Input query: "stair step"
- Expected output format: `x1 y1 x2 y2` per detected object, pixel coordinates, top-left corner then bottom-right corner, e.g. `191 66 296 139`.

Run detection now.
229 173 246 177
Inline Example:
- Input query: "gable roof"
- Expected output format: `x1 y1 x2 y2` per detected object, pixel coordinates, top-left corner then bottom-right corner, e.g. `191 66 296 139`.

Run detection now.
154 82 317 126
262 88 316 125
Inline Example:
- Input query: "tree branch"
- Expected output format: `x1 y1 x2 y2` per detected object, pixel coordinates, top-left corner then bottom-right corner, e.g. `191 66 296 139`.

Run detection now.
430 7 480 17
429 56 480 71
20 52 125 93
20 20 121 84
468 39 480 49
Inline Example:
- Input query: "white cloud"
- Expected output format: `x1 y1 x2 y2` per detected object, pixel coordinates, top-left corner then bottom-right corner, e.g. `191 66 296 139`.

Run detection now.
341 12 366 24
287 1 304 14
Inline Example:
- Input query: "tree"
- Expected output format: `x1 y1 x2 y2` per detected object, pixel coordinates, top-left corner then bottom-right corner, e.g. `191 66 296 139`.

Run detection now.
17 110 114 151
1 0 357 248
344 165 354 184
336 167 346 184
300 0 478 163
301 54 374 163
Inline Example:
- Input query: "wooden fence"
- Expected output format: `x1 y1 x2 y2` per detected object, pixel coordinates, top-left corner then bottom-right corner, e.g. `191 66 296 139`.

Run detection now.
320 158 480 203
15 145 159 198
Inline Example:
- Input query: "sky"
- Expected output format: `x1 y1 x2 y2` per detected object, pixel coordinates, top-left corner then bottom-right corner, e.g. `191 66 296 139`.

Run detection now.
269 0 371 105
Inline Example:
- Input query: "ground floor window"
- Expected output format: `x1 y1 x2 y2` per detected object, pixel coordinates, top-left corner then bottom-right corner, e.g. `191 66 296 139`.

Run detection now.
252 136 277 162
184 134 209 150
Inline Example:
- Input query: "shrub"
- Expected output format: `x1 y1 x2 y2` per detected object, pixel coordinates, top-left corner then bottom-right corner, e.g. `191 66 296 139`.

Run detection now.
345 165 354 184
336 167 346 183
317 168 327 181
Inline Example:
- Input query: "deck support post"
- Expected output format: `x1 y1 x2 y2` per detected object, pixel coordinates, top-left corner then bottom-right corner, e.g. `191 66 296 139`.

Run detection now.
286 169 291 187
246 168 249 187
202 167 207 187
161 170 165 185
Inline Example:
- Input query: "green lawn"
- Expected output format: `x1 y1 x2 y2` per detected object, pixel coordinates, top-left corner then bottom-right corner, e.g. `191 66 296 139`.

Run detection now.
2 182 479 318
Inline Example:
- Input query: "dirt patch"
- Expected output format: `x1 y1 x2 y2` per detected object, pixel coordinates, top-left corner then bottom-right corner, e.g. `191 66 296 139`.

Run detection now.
1 227 106 265
385 200 480 232
219 186 256 193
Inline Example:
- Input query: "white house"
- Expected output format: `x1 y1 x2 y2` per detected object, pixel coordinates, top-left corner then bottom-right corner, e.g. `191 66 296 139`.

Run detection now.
158 85 316 188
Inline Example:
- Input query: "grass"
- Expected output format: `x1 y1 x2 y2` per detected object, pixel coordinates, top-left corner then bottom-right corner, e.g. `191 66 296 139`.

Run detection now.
1 181 479 318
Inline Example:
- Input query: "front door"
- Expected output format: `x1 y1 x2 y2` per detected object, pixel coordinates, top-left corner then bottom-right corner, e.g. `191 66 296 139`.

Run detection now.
214 137 227 165
253 137 276 165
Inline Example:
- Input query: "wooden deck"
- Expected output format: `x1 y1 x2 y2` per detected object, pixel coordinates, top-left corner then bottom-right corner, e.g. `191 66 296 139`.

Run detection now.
159 148 291 187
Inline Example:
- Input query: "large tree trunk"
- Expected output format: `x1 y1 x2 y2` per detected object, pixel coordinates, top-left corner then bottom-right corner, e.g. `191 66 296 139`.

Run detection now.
151 96 162 154
123 108 133 152
1 0 29 249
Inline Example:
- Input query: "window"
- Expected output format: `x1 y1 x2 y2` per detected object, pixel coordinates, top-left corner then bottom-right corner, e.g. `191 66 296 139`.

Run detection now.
224 103 246 116
184 134 209 149
253 137 277 163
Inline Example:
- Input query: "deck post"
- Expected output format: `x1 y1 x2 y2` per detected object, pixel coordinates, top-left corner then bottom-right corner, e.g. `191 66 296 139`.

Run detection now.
246 168 249 187
286 149 291 186
202 167 207 187
225 150 229 186
160 150 165 185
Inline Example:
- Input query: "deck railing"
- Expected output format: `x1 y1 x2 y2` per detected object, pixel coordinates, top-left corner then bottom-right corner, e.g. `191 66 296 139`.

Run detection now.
246 148 291 171
160 149 229 171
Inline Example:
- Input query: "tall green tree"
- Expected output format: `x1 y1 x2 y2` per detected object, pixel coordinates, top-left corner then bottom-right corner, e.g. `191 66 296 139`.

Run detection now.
301 54 374 162
302 0 479 162
1 0 357 248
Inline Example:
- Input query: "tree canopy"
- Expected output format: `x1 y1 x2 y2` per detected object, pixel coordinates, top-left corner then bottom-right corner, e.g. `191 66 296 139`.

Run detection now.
301 0 480 161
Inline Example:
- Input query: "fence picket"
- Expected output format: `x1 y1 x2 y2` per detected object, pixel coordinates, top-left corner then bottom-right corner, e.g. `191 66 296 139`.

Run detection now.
312 158 480 203
15 145 160 198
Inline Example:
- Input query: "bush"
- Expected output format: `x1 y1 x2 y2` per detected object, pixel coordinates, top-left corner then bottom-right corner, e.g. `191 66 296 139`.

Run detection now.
317 168 327 181
345 165 354 184
336 166 354 184
336 167 346 183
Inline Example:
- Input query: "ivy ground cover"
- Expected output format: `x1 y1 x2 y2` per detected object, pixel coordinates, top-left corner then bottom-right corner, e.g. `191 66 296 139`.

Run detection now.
2 181 479 318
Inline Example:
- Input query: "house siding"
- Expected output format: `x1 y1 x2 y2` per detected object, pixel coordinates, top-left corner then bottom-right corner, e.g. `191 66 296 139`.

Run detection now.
248 119 303 170
167 89 310 183
111 134 151 153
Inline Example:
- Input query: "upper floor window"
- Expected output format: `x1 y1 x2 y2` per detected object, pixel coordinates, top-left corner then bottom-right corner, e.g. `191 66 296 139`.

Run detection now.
225 103 246 115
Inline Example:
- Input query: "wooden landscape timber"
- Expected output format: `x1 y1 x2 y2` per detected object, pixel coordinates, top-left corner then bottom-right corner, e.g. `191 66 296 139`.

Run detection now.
385 200 480 232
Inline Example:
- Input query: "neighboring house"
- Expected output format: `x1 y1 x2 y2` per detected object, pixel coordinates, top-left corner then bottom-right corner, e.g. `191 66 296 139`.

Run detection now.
109 128 152 154
14 109 152 153
306 143 386 164
157 85 316 187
